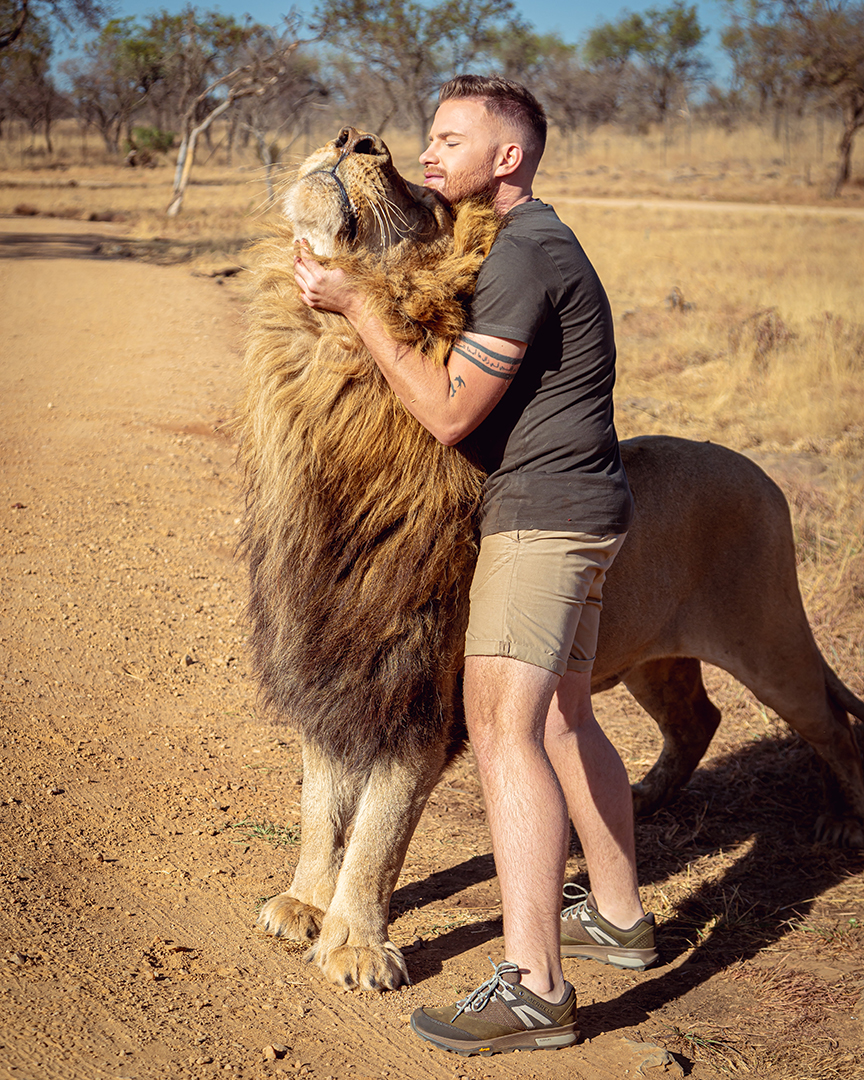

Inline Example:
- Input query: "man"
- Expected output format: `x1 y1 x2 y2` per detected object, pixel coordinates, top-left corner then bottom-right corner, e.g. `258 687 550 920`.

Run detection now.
293 75 657 1057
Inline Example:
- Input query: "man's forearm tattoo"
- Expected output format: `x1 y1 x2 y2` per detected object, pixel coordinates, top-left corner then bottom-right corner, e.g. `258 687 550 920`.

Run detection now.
450 374 466 397
452 338 522 380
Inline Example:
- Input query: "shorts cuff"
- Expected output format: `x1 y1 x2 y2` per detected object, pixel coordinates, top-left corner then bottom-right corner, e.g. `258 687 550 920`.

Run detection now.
566 655 595 674
464 638 567 677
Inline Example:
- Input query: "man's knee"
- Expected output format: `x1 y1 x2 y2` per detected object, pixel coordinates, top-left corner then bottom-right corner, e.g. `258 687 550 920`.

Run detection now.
464 655 558 742
547 669 597 737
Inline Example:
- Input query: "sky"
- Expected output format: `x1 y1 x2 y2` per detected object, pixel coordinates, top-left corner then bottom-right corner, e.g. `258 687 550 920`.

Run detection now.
93 0 734 82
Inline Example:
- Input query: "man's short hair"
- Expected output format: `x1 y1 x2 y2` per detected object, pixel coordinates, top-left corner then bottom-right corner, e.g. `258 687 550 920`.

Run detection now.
438 75 547 164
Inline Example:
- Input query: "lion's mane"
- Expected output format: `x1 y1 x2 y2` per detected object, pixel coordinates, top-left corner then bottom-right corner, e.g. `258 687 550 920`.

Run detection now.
237 200 501 771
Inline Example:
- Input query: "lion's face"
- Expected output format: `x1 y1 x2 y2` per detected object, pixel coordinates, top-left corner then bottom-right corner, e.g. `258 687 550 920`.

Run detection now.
282 127 453 257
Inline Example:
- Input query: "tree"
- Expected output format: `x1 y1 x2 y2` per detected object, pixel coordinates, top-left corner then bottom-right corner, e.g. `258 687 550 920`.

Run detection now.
318 55 398 135
724 0 864 194
1 0 106 50
61 17 164 152
0 8 67 148
537 49 623 147
487 24 565 83
236 49 328 202
62 8 285 159
585 1 708 123
722 8 793 108
312 0 524 147
139 8 258 135
166 18 307 215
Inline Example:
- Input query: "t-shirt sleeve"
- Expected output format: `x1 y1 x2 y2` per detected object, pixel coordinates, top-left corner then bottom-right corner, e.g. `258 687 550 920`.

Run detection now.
467 233 563 345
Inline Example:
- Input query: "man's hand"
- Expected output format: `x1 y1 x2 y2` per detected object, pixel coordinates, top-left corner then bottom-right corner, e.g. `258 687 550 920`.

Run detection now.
292 238 524 445
293 240 363 320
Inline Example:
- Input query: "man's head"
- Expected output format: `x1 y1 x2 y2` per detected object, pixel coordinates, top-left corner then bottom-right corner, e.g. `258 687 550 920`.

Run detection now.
420 75 547 211
438 75 547 168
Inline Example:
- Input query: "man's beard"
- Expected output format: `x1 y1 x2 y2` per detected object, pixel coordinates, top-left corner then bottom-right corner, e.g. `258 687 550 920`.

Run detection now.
436 153 497 206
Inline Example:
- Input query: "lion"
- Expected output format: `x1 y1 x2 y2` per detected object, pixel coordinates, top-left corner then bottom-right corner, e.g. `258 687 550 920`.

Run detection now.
237 126 864 993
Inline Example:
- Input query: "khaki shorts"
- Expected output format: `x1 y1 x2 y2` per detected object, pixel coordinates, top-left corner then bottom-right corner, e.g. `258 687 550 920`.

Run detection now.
464 530 627 676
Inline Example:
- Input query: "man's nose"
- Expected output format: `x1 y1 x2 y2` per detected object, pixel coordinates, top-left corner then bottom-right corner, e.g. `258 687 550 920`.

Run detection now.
419 145 437 166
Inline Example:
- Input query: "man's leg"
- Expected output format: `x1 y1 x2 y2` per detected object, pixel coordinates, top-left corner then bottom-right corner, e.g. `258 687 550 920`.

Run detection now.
410 653 580 1055
465 657 645 1002
410 529 652 1052
545 669 644 929
464 653 569 1001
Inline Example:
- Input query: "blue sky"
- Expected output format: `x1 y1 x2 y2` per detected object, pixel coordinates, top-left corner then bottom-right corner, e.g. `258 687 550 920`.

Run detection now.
95 0 733 81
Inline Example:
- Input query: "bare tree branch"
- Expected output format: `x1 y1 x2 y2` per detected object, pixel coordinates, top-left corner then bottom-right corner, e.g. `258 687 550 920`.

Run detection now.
166 33 302 216
1 0 108 51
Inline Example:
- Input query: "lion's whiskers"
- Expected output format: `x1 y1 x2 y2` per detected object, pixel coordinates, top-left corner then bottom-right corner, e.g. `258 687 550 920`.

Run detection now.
248 188 284 220
244 162 306 219
370 196 419 247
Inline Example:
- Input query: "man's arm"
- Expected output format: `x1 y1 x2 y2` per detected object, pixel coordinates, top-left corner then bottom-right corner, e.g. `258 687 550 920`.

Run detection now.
294 245 526 446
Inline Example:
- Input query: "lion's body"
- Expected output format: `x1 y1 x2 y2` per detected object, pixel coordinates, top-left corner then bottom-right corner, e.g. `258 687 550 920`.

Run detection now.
241 129 864 992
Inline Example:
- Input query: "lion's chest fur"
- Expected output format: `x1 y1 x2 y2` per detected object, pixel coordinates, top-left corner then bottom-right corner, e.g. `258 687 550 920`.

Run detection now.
238 202 501 767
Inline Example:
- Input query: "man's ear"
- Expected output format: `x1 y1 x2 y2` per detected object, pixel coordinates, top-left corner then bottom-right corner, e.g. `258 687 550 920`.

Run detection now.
494 142 524 177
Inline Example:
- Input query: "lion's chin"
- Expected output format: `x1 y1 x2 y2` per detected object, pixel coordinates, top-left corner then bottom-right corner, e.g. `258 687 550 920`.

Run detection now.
282 173 353 257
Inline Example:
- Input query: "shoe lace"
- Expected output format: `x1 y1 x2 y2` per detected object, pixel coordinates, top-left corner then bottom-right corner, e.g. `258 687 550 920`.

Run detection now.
561 882 590 919
453 958 521 1019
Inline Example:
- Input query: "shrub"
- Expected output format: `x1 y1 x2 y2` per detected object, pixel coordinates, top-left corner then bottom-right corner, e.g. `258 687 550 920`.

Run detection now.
128 127 176 154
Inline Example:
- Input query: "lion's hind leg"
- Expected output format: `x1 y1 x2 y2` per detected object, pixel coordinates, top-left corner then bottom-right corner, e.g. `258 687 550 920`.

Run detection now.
732 652 864 848
624 657 722 816
257 738 363 943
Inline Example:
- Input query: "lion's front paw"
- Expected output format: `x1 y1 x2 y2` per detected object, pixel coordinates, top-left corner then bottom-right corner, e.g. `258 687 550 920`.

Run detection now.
307 939 409 991
257 893 324 942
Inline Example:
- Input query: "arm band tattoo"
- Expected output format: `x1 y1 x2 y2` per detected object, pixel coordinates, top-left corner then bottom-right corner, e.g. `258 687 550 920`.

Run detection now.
452 338 523 380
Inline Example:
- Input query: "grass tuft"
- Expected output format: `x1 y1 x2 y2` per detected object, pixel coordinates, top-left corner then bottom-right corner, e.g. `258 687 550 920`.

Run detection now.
224 819 300 847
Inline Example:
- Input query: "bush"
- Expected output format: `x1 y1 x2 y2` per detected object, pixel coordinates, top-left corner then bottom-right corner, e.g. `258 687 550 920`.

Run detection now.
128 127 176 154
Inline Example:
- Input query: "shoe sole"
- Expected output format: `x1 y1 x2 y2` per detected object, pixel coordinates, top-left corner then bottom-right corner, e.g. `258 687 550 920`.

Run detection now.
410 1017 579 1056
560 944 658 970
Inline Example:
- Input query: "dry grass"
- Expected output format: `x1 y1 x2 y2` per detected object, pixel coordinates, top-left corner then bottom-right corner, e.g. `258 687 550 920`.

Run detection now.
558 204 864 456
4 121 863 460
719 963 864 1079
659 1020 759 1074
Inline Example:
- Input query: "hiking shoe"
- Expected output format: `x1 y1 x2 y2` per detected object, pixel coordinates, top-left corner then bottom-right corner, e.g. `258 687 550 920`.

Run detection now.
410 958 579 1056
560 884 658 970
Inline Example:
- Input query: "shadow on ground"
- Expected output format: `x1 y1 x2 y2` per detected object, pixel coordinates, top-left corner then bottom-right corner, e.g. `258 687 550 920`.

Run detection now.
391 721 864 1026
0 225 247 264
0 228 120 259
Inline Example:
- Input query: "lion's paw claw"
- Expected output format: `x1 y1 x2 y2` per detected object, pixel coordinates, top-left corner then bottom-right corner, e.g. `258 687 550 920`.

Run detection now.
815 814 864 849
309 940 409 991
257 894 324 942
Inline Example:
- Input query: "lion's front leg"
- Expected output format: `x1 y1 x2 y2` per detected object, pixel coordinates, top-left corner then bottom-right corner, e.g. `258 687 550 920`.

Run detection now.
308 748 447 991
257 737 363 943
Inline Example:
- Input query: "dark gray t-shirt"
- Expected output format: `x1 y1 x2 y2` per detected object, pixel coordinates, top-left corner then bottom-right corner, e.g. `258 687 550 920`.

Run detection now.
466 199 633 537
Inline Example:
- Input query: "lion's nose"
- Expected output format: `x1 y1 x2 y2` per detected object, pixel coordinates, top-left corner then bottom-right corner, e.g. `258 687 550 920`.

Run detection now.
335 127 380 156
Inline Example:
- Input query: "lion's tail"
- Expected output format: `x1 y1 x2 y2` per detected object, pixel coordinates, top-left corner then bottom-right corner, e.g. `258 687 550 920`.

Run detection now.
824 659 864 723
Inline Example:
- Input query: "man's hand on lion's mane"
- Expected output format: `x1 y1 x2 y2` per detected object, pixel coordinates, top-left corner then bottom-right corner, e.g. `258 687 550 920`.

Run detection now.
294 240 362 319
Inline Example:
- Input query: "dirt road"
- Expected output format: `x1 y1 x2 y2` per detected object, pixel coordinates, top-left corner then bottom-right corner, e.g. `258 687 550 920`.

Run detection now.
1 217 861 1080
